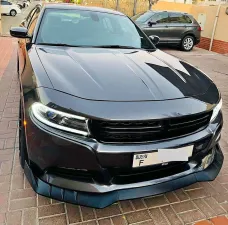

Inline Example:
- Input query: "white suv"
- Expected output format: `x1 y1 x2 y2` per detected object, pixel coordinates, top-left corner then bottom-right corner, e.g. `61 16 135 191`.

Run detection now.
1 0 21 16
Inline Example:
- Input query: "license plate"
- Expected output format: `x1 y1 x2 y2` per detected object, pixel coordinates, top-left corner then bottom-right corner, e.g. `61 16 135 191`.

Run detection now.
132 145 193 168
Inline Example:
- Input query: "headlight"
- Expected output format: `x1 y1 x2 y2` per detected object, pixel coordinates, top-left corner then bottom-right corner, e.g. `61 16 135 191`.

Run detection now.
31 102 89 136
210 98 222 122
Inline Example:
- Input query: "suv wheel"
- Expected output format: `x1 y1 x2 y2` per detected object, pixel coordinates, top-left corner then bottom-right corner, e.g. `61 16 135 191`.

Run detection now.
10 10 17 16
181 36 194 51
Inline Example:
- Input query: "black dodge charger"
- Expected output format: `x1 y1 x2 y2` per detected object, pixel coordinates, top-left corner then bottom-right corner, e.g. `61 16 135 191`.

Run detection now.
10 3 223 208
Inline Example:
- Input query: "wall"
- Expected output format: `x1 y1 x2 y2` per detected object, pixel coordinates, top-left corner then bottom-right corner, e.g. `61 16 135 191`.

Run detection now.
153 1 192 13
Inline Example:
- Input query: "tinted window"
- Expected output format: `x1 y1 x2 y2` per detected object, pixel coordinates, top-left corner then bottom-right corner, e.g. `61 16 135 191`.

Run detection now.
132 11 155 23
151 12 169 23
169 13 192 23
28 8 40 35
36 9 154 50
1 1 10 5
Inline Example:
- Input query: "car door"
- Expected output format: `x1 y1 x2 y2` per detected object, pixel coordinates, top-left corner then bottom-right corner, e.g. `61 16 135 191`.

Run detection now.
168 12 192 44
18 7 40 77
1 1 10 14
143 12 170 43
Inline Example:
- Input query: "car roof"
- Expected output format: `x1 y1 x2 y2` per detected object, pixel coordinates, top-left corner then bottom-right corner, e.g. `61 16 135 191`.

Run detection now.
41 3 124 16
147 10 191 15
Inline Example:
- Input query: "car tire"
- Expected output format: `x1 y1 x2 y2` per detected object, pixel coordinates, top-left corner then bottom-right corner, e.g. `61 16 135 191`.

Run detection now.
181 36 195 51
19 101 28 169
10 10 17 16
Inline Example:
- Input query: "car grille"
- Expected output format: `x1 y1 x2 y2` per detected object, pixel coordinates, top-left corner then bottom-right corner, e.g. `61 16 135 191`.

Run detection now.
89 112 212 143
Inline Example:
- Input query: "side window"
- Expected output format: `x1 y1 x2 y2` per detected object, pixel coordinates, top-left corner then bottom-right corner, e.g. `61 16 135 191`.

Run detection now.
151 12 169 24
169 13 192 23
1 1 10 5
184 15 192 23
26 8 37 26
27 8 40 35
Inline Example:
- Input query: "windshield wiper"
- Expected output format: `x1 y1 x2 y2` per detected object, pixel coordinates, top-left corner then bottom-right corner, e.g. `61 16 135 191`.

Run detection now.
95 45 141 49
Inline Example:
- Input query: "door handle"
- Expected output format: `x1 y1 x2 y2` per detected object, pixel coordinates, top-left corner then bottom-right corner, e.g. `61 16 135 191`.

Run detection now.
165 25 169 28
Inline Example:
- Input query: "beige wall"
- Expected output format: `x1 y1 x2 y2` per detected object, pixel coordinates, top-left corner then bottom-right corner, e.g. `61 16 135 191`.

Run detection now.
214 5 228 42
191 5 218 39
153 1 192 13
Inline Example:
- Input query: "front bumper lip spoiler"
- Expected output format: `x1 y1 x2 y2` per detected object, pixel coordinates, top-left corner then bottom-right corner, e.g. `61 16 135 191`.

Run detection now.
24 145 223 209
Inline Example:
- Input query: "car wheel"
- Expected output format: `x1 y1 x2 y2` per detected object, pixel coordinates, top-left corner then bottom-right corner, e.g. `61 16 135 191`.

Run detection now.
10 10 17 16
181 36 194 51
19 101 28 169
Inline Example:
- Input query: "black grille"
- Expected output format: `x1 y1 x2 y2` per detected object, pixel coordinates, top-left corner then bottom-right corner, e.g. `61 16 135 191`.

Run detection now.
89 112 212 143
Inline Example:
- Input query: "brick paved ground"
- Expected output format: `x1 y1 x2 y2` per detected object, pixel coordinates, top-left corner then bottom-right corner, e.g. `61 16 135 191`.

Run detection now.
1 38 228 225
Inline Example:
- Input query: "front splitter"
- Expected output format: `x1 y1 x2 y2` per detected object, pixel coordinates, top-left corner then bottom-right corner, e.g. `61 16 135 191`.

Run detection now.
24 145 223 208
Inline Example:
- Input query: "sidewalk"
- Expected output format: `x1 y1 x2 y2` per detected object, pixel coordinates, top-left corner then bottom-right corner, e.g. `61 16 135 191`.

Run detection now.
1 37 228 225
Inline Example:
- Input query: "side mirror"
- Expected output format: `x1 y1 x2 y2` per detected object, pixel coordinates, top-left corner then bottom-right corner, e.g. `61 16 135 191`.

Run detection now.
10 27 30 38
149 35 160 45
148 21 157 27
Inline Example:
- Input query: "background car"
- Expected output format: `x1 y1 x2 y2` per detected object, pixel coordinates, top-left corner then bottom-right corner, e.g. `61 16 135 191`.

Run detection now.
0 0 21 16
132 10 202 51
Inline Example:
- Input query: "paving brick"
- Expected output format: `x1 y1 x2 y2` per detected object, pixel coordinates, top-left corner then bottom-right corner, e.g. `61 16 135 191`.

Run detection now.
186 188 208 199
165 192 180 204
172 200 196 213
98 218 112 225
149 208 169 225
38 203 65 218
193 199 217 218
0 193 8 213
23 208 37 225
10 197 36 210
125 210 151 224
81 206 95 221
0 213 5 224
96 204 121 218
213 193 228 204
144 195 169 208
10 188 36 200
66 204 82 224
178 209 205 224
131 199 146 210
6 210 22 225
0 182 10 193
195 221 212 225
161 205 183 225
78 221 97 225
134 221 155 225
38 195 51 206
119 200 134 213
111 215 127 225
204 197 226 215
174 189 190 201
39 215 67 225
210 216 228 225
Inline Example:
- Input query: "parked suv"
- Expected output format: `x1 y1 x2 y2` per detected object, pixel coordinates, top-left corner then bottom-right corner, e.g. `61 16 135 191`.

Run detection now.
132 10 201 51
1 0 21 16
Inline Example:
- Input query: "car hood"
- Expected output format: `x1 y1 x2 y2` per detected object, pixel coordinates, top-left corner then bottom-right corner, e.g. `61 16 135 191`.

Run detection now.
36 46 212 101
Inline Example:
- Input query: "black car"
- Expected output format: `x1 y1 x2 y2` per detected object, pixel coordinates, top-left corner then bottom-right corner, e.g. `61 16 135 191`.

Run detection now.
10 4 223 208
132 10 201 51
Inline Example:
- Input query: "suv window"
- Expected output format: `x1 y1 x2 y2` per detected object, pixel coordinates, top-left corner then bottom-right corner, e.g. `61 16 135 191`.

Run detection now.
169 13 192 23
151 12 169 23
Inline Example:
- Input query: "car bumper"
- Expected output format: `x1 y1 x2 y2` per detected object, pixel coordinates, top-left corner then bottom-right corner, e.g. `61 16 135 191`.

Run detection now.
25 144 223 208
24 109 223 208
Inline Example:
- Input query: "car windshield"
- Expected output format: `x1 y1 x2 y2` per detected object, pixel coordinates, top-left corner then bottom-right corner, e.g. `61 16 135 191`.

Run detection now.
36 9 155 50
132 11 155 23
